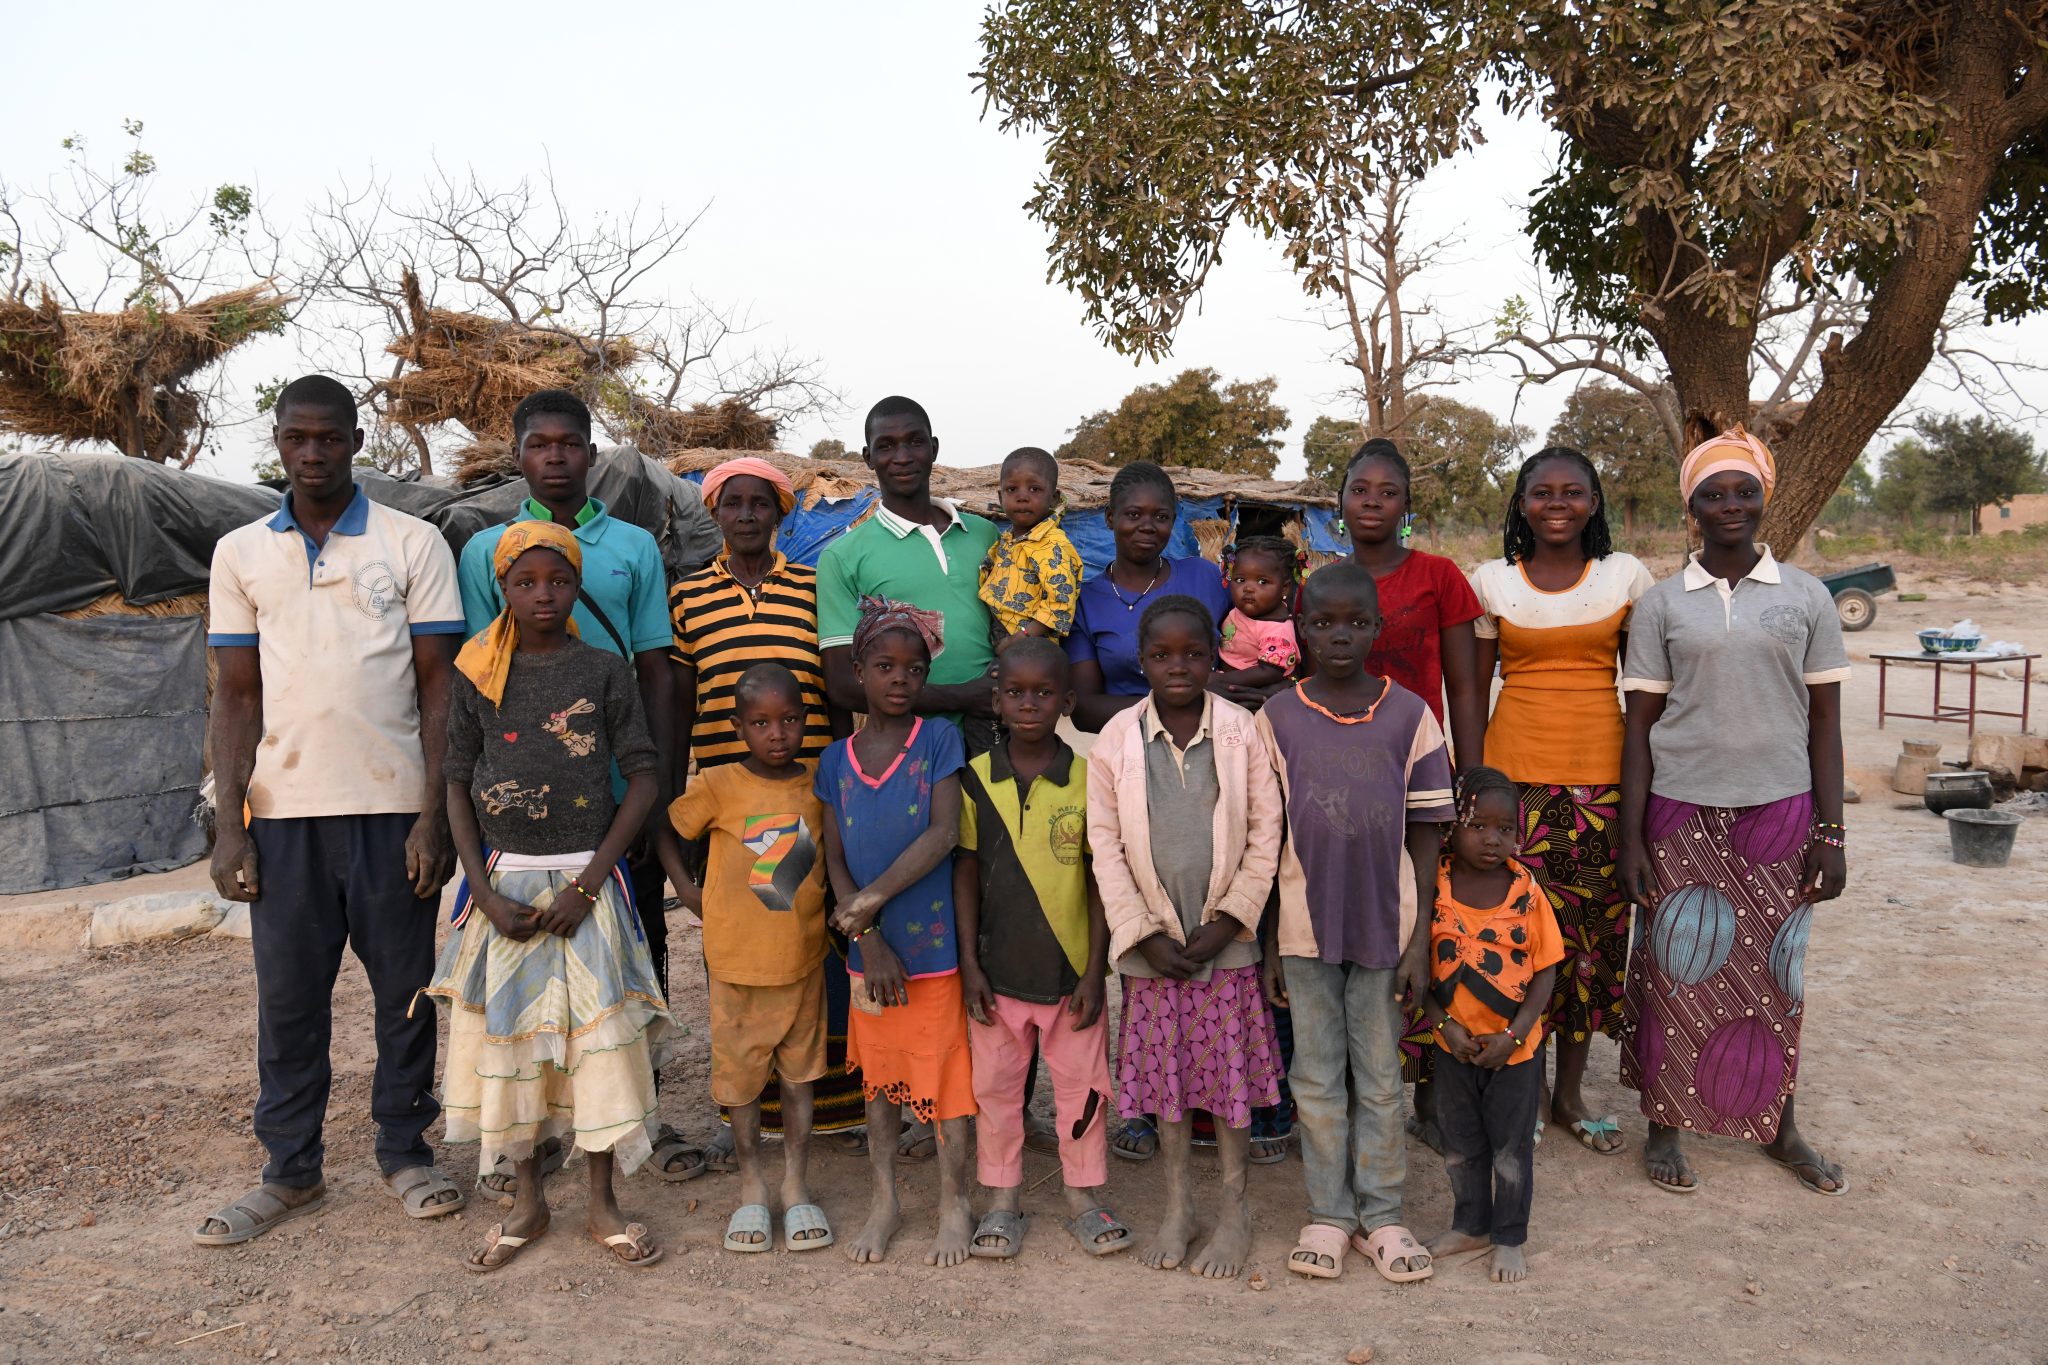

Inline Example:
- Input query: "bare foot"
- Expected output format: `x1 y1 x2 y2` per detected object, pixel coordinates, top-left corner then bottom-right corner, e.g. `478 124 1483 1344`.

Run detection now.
1187 1199 1252 1280
1139 1204 1195 1271
846 1194 900 1264
1490 1243 1528 1282
1426 1228 1490 1258
1644 1124 1698 1192
925 1194 975 1268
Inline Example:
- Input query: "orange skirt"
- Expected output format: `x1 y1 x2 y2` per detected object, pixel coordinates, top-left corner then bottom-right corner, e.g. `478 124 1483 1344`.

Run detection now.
845 973 976 1124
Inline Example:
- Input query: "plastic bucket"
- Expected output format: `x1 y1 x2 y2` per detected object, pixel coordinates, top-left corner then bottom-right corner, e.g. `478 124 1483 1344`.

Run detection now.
1945 808 2022 868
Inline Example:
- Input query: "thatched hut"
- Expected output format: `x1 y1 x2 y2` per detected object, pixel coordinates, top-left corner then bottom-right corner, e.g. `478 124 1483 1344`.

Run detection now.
0 283 290 463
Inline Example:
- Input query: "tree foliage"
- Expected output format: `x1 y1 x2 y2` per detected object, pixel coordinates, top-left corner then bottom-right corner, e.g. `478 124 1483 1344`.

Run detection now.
1912 414 2048 533
1544 382 1679 534
1057 367 1288 475
978 0 2048 547
1302 413 1363 487
1402 396 1526 529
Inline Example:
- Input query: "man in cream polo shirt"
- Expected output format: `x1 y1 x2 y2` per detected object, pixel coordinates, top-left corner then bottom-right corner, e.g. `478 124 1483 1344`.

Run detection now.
194 376 469 1246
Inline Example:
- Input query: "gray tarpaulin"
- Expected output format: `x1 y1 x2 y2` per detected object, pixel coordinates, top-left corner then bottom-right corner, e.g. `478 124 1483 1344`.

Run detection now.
0 613 208 893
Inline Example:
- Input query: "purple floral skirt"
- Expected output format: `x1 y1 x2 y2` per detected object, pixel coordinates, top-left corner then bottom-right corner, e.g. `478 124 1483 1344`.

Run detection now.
1117 964 1282 1131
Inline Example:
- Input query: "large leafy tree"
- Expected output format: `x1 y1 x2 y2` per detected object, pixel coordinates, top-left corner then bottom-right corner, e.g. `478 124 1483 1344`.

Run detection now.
1545 382 1680 535
1057 367 1288 475
978 0 2048 547
1913 414 2047 532
1307 399 1523 526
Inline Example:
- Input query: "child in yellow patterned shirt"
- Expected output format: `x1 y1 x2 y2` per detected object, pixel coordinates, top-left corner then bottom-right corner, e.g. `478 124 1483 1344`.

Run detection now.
978 447 1081 654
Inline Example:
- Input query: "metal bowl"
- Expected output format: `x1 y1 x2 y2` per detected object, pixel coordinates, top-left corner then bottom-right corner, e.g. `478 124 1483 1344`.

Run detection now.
1924 769 1994 815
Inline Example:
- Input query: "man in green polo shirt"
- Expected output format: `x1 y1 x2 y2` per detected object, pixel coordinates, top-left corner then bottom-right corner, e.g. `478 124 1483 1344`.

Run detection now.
818 395 1001 752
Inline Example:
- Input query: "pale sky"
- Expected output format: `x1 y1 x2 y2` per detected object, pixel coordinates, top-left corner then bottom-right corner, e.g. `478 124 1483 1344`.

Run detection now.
5 1 2043 482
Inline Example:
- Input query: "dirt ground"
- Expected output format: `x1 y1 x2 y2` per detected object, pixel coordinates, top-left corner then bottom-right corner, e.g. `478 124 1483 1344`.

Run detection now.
2 576 2044 1364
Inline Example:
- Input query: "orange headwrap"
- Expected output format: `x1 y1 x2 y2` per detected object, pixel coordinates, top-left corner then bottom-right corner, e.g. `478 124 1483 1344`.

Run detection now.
702 456 797 516
454 521 583 706
1679 426 1777 505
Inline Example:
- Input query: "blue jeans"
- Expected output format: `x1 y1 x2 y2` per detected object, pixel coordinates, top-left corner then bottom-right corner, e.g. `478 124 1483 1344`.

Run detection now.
1283 956 1406 1235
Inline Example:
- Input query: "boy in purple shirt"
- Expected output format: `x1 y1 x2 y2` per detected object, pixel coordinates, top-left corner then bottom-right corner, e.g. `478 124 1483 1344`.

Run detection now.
1257 563 1453 1286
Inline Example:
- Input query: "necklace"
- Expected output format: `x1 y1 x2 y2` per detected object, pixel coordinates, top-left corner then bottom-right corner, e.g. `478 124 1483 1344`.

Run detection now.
1106 556 1163 611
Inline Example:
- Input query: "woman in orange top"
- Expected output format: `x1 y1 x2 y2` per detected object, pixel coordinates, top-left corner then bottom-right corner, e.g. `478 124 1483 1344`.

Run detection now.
1469 447 1652 1156
1422 766 1562 1283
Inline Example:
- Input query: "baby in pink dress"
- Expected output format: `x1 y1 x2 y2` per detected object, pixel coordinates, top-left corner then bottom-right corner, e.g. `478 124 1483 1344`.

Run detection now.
1217 536 1302 687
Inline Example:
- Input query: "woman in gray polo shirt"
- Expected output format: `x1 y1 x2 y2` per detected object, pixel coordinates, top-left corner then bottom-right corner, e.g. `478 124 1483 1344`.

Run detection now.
1616 428 1851 1199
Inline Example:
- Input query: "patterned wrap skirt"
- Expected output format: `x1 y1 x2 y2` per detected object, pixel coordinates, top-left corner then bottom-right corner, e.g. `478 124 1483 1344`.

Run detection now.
1620 791 1815 1144
1118 965 1282 1131
424 852 674 1175
1520 783 1630 1043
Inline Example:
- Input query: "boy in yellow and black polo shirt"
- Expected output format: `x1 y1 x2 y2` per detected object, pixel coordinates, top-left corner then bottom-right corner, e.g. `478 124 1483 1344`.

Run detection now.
955 639 1130 1260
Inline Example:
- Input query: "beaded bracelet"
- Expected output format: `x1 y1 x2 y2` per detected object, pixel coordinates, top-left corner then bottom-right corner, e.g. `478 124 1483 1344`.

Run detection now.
566 876 598 903
1812 832 1846 850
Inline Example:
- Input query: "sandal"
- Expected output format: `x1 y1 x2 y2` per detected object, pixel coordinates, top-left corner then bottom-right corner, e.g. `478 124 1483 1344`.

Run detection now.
1569 1116 1626 1155
702 1126 740 1174
1353 1224 1433 1283
1647 1145 1701 1195
783 1202 835 1252
384 1165 465 1219
595 1221 664 1268
465 1219 544 1274
650 1125 707 1183
1250 1132 1289 1164
478 1137 569 1200
723 1203 773 1254
825 1130 870 1156
191 1183 325 1247
1065 1206 1131 1257
1110 1117 1157 1162
1287 1223 1349 1280
1768 1150 1849 1197
897 1122 938 1163
968 1208 1027 1259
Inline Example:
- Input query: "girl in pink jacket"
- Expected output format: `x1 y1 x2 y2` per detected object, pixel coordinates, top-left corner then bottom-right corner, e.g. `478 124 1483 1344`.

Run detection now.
1086 594 1284 1282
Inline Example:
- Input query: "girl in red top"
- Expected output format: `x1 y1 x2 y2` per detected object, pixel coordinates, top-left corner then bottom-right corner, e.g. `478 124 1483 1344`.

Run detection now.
1341 439 1486 763
1340 438 1487 1146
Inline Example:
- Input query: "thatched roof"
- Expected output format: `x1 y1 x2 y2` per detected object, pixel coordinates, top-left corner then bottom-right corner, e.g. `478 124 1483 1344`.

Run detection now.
0 283 291 462
660 449 1339 517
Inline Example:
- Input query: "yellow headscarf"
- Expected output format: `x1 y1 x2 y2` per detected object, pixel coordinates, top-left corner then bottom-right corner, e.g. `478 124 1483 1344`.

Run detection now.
1679 426 1778 505
454 521 583 706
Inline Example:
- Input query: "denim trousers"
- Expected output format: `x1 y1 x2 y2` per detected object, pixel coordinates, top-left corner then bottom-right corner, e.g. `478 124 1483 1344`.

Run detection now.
1283 956 1406 1235
1435 1051 1540 1246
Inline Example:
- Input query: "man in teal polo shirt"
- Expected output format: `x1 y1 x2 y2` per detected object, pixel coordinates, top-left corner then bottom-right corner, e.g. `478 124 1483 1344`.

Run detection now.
819 395 1001 752
456 389 705 1186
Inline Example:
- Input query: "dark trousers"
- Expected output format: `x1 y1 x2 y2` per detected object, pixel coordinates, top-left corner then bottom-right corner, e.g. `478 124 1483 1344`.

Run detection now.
248 814 438 1189
628 852 670 1095
1436 1051 1541 1247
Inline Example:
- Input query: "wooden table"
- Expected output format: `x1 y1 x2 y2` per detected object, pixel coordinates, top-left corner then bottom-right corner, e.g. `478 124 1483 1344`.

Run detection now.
1873 651 2039 733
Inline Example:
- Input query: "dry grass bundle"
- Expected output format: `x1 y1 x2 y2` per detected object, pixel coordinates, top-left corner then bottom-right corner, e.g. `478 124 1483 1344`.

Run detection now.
615 396 777 457
452 438 517 488
0 285 290 462
382 270 635 443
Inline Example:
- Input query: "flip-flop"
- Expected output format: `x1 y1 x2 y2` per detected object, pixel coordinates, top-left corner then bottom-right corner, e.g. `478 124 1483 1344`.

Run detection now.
464 1220 543 1274
1569 1116 1626 1155
1353 1224 1434 1283
1533 1117 1546 1149
1110 1117 1157 1162
723 1203 773 1254
651 1125 707 1183
783 1202 835 1252
1768 1151 1849 1197
969 1208 1028 1259
478 1137 569 1200
384 1165 466 1219
1065 1206 1131 1257
595 1221 664 1268
1646 1153 1701 1194
191 1184 325 1247
1286 1222 1349 1280
1250 1132 1289 1164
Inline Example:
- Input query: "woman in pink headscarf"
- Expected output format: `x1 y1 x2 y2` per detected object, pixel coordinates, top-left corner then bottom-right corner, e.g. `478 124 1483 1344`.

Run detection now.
666 457 863 1158
1615 428 1852 1198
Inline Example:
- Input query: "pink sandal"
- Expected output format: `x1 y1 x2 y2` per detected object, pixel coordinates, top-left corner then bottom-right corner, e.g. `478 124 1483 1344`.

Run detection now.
1287 1223 1350 1279
1352 1224 1433 1282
